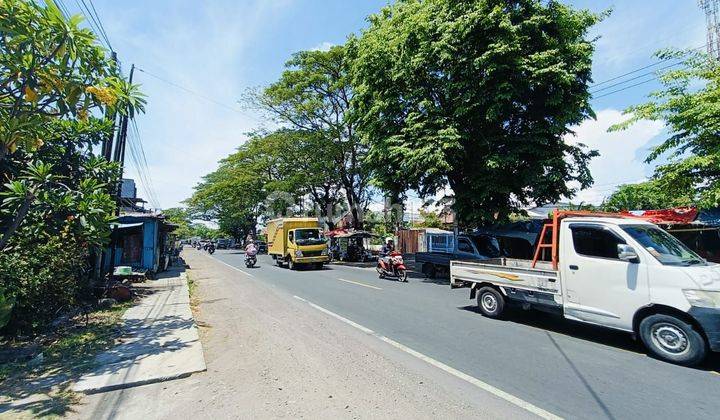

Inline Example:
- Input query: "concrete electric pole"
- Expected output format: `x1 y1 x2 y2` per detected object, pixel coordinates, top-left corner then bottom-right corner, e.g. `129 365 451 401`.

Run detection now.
700 0 720 59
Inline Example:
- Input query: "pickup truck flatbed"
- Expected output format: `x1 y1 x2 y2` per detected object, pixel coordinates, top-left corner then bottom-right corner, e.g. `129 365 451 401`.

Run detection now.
450 210 720 367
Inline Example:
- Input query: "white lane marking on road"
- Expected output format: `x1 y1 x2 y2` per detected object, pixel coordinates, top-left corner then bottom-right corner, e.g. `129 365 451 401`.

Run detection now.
712 371 720 376
296 297 562 420
209 255 255 277
335 265 376 271
337 278 382 290
295 297 375 334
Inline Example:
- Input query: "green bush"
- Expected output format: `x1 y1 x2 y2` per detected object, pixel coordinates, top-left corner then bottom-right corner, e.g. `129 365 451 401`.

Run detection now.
0 233 92 334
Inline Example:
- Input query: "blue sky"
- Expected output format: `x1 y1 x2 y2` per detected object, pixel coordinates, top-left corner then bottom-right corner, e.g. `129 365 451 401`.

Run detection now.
74 0 706 209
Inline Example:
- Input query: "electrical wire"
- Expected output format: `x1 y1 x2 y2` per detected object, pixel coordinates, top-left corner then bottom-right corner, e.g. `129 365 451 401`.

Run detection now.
135 66 261 122
126 128 161 209
53 0 71 17
66 0 113 52
130 119 162 208
592 77 660 99
589 61 684 94
127 120 162 209
85 0 113 51
590 43 707 88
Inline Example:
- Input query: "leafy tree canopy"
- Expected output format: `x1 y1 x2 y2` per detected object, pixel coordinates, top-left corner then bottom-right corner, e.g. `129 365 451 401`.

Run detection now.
247 46 371 229
0 0 145 161
603 180 694 212
352 0 602 226
611 50 720 208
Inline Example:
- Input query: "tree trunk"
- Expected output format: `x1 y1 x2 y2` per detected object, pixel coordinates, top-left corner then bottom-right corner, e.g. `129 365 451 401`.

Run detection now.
0 195 33 250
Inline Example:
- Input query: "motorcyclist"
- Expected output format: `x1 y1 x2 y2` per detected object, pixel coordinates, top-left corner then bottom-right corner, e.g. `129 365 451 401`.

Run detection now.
380 239 396 269
245 240 258 257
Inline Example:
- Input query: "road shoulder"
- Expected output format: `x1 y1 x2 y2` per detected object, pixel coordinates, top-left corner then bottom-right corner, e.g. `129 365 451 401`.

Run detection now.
75 249 535 419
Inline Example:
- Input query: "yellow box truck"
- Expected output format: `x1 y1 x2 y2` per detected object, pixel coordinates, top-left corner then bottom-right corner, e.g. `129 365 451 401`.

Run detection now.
266 217 329 270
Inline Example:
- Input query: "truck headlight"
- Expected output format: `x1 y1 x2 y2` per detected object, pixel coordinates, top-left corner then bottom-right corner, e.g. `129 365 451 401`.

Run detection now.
321 248 328 256
683 289 720 308
295 250 303 257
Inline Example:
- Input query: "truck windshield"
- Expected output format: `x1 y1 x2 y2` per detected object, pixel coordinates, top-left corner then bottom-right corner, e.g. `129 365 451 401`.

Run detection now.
621 225 706 266
294 229 325 246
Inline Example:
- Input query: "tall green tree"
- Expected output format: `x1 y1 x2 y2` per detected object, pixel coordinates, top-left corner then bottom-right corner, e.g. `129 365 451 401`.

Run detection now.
0 0 143 160
247 46 370 229
611 50 720 208
0 0 145 248
0 0 145 332
603 180 694 212
352 0 601 226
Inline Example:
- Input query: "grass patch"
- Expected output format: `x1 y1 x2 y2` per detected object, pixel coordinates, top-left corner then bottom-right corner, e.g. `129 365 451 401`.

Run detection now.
0 301 133 418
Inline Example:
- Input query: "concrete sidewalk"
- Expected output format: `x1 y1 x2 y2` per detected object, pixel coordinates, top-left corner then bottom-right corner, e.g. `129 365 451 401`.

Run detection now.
72 268 206 394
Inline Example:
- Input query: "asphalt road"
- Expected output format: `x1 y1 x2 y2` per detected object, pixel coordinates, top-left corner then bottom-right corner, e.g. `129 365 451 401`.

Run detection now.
211 249 720 420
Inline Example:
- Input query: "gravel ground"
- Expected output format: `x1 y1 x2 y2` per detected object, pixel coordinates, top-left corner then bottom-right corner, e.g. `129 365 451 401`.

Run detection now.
72 250 532 419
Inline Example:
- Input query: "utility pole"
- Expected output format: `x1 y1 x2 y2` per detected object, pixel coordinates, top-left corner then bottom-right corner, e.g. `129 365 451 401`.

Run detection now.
113 63 134 213
102 52 119 160
108 64 135 277
700 0 720 60
113 64 134 165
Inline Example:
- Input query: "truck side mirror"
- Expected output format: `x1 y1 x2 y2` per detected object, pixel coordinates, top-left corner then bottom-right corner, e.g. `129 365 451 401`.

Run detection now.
617 244 639 262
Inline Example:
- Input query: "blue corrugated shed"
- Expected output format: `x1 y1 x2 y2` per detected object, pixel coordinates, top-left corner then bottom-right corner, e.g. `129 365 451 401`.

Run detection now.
105 212 174 273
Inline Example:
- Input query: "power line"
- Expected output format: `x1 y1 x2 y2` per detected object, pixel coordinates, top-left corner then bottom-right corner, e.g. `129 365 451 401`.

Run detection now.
53 0 71 17
83 0 113 51
127 119 162 209
126 129 161 209
589 61 684 94
131 120 162 208
592 77 660 100
590 43 707 88
135 66 261 121
67 0 113 51
72 0 101 41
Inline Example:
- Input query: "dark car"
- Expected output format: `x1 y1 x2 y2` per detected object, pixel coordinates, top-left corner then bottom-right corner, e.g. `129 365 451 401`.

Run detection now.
257 241 268 254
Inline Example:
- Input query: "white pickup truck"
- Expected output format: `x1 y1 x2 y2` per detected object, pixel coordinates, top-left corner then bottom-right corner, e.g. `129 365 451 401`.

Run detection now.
450 214 720 366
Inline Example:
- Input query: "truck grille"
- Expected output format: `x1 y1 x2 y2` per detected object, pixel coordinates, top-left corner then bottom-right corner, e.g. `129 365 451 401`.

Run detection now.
302 250 324 257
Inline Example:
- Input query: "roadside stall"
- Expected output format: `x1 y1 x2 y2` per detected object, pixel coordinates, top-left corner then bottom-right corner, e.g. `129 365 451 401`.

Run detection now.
325 230 378 262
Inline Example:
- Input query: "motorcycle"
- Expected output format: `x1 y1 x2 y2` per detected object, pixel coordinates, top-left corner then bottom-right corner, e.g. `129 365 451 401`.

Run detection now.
207 243 216 255
376 250 408 282
245 254 257 268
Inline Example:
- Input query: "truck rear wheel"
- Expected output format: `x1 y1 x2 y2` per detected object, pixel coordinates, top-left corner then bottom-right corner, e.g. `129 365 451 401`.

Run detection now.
639 314 708 366
424 263 437 279
477 287 505 318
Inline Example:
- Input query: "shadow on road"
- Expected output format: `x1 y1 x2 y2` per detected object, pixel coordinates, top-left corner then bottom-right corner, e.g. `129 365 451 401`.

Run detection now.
457 304 720 372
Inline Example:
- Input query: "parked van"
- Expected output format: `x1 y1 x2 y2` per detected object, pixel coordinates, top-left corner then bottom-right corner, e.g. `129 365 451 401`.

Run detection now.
267 218 329 270
451 211 720 366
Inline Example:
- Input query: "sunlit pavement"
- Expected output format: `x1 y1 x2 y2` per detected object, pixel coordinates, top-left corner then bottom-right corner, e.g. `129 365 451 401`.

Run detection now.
209 248 720 420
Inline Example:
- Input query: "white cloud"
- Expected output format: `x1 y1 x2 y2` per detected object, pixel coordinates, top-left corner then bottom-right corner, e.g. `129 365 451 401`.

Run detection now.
309 41 336 52
564 109 665 205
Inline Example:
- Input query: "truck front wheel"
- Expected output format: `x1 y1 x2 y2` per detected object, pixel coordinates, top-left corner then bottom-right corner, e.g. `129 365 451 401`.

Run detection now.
639 314 708 366
477 287 505 318
288 258 295 270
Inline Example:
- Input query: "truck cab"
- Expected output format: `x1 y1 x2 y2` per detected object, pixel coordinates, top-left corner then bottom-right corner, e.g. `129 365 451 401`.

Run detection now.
451 211 720 366
286 227 328 268
267 218 329 270
558 217 720 364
